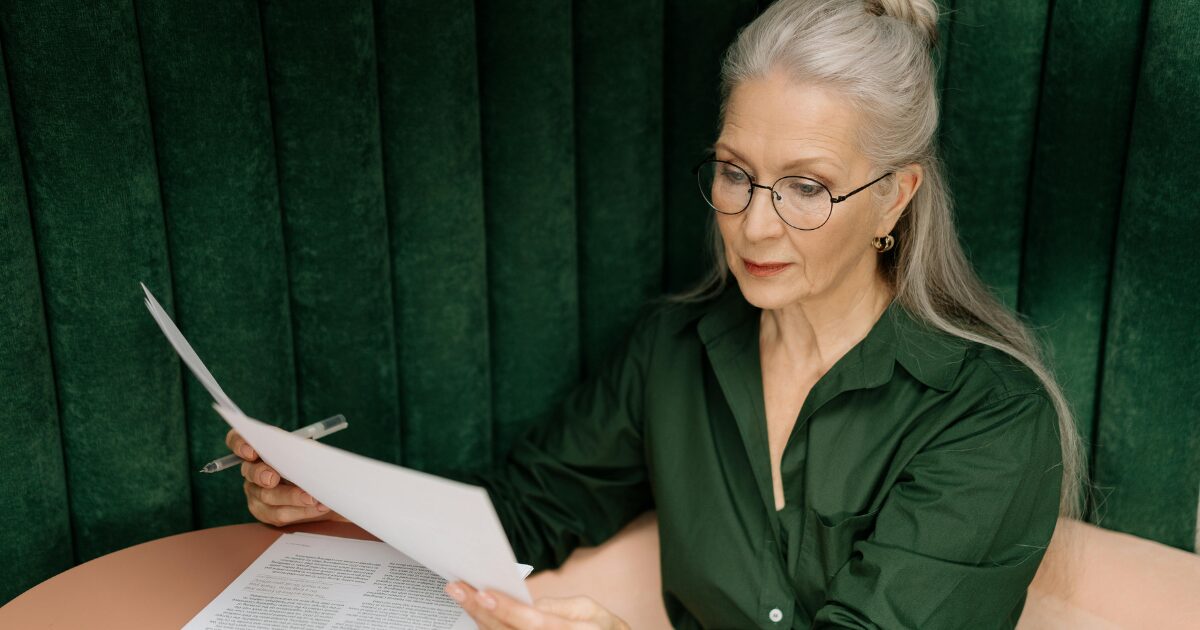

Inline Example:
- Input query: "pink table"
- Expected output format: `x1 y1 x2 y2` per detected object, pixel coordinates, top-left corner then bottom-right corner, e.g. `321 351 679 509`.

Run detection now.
0 521 386 628
0 513 673 629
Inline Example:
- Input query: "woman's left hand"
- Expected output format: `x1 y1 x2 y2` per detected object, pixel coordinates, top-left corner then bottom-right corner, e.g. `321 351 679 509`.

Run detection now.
444 581 630 630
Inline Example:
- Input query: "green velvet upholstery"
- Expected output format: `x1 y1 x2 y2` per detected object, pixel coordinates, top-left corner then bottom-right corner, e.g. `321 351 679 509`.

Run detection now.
1093 0 1200 552
137 0 299 533
1 0 1196 606
477 0 581 459
1019 0 1144 475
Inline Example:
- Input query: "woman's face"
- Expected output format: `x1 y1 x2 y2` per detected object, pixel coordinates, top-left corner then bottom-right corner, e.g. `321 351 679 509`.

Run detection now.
714 68 915 311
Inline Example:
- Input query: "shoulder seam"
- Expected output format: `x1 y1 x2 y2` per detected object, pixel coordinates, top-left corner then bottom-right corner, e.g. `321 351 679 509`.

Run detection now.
981 388 1052 410
970 344 1046 399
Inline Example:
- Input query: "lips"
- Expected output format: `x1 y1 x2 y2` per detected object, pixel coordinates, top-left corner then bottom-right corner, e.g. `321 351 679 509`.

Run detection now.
743 258 791 277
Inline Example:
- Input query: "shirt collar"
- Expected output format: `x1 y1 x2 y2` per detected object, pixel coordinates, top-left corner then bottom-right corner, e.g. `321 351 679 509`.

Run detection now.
678 281 968 392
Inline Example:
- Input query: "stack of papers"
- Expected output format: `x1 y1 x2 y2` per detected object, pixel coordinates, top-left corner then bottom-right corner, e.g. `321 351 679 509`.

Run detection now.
183 532 532 630
140 283 533 628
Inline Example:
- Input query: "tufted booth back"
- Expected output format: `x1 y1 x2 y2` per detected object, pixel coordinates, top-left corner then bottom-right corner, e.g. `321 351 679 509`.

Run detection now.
1 0 1196 605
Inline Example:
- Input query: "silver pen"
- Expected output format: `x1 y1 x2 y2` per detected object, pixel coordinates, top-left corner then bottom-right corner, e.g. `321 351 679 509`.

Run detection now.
198 414 348 473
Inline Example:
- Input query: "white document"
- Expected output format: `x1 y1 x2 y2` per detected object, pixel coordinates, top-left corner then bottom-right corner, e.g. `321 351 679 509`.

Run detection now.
141 282 242 414
183 532 534 630
139 282 534 607
214 404 532 604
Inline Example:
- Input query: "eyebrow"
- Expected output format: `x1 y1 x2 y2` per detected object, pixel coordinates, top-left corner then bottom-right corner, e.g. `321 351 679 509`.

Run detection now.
713 142 844 181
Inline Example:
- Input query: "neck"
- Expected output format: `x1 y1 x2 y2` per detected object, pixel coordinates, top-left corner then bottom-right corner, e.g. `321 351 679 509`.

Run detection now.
758 267 894 374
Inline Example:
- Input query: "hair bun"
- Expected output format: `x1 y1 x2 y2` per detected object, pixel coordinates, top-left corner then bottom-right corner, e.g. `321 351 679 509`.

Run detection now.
866 0 940 48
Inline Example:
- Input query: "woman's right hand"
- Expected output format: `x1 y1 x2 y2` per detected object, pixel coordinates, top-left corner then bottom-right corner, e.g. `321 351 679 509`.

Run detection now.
226 428 351 527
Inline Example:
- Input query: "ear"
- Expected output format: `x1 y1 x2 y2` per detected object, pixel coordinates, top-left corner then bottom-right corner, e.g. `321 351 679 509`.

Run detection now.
877 162 922 235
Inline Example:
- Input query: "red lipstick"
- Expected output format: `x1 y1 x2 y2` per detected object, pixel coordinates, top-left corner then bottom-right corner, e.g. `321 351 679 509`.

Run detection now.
743 258 791 277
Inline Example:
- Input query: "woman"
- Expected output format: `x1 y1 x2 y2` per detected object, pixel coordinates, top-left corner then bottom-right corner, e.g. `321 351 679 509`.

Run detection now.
229 0 1087 627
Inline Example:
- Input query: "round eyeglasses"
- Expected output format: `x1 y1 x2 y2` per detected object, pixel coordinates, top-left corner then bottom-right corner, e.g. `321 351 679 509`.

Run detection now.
692 155 894 230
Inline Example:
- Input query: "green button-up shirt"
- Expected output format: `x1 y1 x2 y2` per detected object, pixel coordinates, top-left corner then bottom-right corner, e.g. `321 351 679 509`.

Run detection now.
467 281 1063 629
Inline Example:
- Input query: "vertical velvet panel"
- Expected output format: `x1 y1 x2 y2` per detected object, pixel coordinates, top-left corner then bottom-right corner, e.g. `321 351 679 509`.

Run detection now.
135 0 297 526
1095 0 1200 551
260 0 401 463
0 39 73 604
476 0 580 459
574 0 665 374
375 0 492 474
0 0 192 562
1018 0 1146 506
662 0 760 294
938 0 1051 306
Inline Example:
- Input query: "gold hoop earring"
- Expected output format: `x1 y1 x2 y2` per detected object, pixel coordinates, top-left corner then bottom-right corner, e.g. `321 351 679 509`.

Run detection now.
872 233 895 253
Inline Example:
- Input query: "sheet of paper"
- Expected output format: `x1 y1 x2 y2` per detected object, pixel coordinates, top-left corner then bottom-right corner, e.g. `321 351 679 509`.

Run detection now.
216 404 532 604
140 282 532 604
140 282 241 414
183 532 534 630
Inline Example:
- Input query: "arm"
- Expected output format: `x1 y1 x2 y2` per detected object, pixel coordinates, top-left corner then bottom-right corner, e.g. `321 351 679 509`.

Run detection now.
812 391 1064 630
455 306 659 571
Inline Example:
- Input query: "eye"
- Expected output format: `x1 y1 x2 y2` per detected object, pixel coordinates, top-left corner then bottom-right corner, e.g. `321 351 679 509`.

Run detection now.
718 164 748 184
787 179 824 197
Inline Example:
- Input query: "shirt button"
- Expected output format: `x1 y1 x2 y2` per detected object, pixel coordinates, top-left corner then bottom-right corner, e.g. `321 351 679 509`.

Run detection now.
768 608 783 623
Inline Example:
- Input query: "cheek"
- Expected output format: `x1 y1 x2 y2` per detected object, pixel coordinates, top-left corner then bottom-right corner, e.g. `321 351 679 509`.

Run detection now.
821 198 876 253
781 204 873 283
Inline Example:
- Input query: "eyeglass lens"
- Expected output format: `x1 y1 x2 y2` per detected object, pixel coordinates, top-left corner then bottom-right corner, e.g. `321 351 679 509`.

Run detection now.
696 160 831 230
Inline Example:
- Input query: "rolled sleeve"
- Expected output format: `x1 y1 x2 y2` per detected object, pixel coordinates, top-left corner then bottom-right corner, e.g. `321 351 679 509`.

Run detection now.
812 391 1064 629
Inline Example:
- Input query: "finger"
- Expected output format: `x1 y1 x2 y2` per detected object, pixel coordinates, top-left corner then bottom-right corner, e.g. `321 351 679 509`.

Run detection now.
249 501 330 527
245 481 330 525
480 586 576 630
268 482 320 508
446 582 514 630
240 460 280 487
225 429 256 461
245 478 321 508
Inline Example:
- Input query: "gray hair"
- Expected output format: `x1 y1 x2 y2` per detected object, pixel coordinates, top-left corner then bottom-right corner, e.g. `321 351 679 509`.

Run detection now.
670 0 1090 536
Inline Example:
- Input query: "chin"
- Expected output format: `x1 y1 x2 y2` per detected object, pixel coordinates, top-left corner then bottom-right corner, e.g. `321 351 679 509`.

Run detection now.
732 272 807 310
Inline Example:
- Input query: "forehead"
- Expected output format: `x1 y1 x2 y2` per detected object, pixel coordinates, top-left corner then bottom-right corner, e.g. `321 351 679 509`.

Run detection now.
719 70 862 172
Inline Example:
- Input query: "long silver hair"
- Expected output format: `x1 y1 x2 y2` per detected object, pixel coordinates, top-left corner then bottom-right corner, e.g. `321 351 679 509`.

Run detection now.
670 0 1090 539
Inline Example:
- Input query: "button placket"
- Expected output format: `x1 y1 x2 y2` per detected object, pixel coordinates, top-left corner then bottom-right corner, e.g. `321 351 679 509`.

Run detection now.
757 529 795 628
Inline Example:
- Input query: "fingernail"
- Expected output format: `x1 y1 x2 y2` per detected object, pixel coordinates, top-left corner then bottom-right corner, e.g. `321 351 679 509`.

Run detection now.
305 494 316 506
446 584 465 602
476 591 496 610
316 503 329 512
266 472 277 485
241 446 254 459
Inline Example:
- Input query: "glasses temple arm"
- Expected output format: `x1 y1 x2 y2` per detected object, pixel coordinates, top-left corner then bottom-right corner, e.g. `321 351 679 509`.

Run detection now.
831 171 895 203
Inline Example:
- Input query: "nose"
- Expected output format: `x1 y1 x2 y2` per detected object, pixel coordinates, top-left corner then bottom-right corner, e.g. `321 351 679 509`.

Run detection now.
742 182 787 240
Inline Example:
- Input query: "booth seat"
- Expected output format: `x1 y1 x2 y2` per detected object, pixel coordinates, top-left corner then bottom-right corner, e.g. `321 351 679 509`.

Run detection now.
527 512 1200 629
